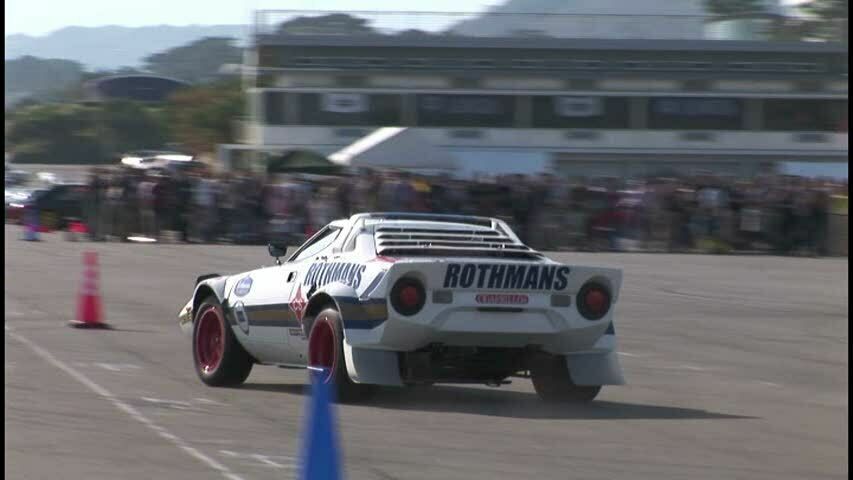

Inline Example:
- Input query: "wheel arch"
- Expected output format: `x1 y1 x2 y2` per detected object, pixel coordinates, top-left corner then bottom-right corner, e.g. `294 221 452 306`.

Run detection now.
191 276 259 365
302 282 358 337
191 276 229 323
303 292 341 338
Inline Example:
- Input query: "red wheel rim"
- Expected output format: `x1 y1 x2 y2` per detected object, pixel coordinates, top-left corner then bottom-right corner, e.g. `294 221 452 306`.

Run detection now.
196 307 225 374
308 317 337 383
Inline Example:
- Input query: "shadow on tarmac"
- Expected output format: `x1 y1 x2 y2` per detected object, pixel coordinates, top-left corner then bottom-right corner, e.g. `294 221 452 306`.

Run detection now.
237 383 756 420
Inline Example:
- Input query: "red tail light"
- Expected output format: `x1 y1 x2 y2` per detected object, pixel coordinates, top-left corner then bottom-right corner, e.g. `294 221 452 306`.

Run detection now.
577 282 611 320
391 277 425 316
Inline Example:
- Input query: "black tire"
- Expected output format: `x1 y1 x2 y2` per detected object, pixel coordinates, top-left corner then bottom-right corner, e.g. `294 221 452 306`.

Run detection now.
192 296 253 386
530 354 601 403
308 307 374 403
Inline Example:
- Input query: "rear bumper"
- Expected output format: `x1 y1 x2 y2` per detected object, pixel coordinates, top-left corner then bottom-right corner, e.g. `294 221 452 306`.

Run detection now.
344 333 625 387
344 303 615 356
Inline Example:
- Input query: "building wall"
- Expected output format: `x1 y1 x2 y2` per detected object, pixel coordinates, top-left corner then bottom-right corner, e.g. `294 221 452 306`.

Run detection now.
241 35 848 177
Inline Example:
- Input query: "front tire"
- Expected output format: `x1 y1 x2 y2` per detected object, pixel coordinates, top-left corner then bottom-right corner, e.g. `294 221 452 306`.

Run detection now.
308 307 374 403
531 354 601 403
192 296 253 386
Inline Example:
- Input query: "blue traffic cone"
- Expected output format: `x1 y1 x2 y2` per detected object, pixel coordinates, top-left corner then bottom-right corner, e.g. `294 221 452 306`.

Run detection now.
23 208 40 241
299 367 343 480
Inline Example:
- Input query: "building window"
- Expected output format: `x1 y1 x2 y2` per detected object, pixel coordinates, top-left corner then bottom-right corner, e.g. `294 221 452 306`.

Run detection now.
415 94 516 127
298 93 402 126
264 91 285 125
649 97 744 130
763 99 848 132
532 96 629 129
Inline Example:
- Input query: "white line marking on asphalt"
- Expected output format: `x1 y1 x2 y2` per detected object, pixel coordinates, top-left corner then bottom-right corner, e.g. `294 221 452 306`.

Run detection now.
95 363 142 372
657 364 711 372
195 397 227 406
140 397 194 410
618 352 644 357
758 381 781 387
251 454 289 469
220 450 297 470
679 364 709 371
5 325 245 480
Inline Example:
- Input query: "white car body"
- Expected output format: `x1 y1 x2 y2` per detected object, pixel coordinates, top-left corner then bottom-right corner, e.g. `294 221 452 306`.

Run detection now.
179 213 625 388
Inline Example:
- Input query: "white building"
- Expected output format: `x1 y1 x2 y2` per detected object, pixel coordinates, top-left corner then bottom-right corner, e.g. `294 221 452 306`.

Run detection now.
231 9 848 179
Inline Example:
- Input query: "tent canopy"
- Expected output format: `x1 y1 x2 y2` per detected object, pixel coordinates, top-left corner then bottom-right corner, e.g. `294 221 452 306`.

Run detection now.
266 149 345 175
328 127 458 171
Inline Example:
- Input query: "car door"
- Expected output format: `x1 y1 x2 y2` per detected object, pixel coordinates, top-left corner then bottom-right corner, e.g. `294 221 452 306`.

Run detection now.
280 225 345 362
226 261 295 364
231 226 344 366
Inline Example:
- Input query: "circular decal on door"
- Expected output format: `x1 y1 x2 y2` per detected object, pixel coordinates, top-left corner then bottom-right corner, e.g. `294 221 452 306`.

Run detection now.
233 301 250 334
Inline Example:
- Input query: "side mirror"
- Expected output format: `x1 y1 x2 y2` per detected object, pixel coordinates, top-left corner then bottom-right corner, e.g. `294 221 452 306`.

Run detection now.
268 243 287 264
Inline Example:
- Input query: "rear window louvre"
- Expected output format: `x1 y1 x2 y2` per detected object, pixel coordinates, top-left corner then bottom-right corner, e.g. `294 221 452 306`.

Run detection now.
373 217 541 258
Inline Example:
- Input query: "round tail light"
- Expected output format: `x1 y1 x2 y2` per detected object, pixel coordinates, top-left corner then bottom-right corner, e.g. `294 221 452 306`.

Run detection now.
577 282 611 321
391 277 425 316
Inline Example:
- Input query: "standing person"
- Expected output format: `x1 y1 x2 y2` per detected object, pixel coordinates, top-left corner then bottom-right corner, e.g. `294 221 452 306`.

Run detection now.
812 186 830 256
86 168 103 241
309 184 339 230
105 173 126 241
122 169 140 240
138 172 158 239
191 170 217 243
335 177 352 218
174 170 193 243
154 172 175 242
214 173 234 243
393 171 416 213
511 175 532 244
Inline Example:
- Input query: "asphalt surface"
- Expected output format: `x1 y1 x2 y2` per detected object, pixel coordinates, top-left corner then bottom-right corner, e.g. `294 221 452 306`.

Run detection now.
5 225 848 480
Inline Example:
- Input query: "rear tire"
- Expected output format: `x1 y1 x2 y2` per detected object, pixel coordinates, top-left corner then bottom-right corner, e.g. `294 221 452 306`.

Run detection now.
530 354 601 403
192 296 253 386
308 308 374 403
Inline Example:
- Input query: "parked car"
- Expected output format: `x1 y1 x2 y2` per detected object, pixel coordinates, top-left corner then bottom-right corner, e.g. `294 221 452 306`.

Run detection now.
11 183 89 230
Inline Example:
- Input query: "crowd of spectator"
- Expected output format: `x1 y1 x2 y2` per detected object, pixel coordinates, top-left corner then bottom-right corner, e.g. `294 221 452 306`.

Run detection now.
81 164 848 256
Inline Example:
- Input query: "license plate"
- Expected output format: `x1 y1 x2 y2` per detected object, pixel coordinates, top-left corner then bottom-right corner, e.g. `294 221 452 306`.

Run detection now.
475 294 529 305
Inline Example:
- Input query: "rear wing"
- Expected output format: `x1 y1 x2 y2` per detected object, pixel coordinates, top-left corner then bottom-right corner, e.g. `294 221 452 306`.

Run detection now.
358 212 496 228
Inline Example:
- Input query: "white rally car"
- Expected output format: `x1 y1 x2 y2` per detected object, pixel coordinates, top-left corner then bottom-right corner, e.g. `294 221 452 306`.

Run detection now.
178 213 625 403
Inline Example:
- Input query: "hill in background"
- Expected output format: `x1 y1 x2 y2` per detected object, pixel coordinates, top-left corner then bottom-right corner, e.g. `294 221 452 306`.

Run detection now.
5 24 249 70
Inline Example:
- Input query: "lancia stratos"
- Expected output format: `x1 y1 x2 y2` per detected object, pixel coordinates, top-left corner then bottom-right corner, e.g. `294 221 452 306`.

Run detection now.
178 213 625 403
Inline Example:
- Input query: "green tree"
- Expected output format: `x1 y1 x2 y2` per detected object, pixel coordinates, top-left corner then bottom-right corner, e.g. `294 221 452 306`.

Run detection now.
142 37 243 84
704 0 769 17
97 101 169 156
165 80 243 155
799 0 848 43
6 100 169 164
6 103 104 164
5 56 85 107
277 13 378 35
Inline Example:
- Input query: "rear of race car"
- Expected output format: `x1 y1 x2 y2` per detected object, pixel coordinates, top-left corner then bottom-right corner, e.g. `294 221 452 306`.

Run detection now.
342 257 625 391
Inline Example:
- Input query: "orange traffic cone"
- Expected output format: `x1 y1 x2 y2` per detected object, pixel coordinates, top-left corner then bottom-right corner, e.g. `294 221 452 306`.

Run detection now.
69 252 109 329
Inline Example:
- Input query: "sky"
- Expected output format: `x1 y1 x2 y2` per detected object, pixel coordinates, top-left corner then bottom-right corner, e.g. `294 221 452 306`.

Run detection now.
5 0 502 36
6 0 812 37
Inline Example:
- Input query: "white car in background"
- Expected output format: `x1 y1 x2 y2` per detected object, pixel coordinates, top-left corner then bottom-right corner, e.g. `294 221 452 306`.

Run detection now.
179 213 625 403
